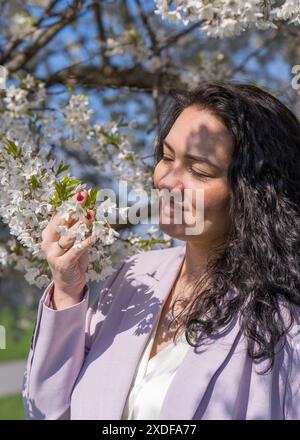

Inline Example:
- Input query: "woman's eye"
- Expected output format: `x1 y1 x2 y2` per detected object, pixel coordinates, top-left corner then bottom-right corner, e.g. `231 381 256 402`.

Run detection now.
161 156 209 179
190 169 209 179
162 155 173 161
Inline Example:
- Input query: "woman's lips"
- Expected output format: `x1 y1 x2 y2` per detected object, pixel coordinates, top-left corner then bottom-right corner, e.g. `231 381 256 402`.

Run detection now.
161 199 185 213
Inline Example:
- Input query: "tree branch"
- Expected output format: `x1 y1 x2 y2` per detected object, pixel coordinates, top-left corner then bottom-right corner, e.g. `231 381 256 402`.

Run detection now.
0 0 61 61
230 28 281 76
151 19 203 57
44 62 184 93
92 0 110 65
134 0 158 51
3 0 83 72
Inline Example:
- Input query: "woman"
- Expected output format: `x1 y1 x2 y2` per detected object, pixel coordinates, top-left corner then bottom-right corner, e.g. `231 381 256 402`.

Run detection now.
22 81 300 420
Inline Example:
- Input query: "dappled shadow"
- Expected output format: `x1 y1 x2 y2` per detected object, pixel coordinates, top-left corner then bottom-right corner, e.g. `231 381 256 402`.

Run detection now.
84 253 178 363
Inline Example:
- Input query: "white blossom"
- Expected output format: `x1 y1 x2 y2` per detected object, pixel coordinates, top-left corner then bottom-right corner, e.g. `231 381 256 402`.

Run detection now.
4 86 28 114
154 0 300 38
0 246 8 268
0 71 173 288
0 66 8 89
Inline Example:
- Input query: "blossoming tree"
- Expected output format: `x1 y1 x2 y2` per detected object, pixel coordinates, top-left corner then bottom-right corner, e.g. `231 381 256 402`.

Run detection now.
1 0 300 316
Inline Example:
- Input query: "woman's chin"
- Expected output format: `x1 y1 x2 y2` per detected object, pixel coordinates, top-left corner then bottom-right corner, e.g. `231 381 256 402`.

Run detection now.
158 221 188 239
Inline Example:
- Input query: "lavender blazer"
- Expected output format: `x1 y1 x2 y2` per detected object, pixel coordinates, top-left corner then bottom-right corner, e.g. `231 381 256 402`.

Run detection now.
22 243 300 420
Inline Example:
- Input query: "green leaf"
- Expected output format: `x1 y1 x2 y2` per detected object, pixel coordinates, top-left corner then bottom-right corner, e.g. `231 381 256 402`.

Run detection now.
196 52 204 65
48 173 83 208
99 129 120 146
67 85 75 94
30 175 41 189
1 137 22 159
24 108 34 117
128 29 141 45
67 178 81 186
87 186 100 209
56 161 70 176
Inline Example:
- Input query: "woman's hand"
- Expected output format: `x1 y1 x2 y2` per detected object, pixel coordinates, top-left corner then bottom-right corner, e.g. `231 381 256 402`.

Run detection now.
40 189 96 310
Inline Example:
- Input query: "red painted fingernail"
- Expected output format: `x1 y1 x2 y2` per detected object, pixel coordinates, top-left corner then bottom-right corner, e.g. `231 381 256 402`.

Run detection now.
86 211 92 220
77 192 84 201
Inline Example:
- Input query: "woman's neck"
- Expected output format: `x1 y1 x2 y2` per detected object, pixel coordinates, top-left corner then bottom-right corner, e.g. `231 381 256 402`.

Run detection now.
174 238 227 297
180 241 212 282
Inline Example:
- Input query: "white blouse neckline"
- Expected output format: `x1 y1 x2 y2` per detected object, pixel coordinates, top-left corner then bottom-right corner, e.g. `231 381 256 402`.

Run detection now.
148 328 187 363
143 308 189 377
121 288 191 420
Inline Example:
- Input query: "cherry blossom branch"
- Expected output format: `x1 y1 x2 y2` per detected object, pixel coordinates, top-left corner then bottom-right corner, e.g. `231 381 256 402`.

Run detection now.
3 0 83 72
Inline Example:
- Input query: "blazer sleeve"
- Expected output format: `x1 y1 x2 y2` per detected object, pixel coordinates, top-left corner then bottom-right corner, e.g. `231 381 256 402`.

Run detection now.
22 255 132 420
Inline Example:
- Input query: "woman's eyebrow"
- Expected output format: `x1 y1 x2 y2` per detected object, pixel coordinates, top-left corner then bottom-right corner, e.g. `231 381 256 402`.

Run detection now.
163 140 221 171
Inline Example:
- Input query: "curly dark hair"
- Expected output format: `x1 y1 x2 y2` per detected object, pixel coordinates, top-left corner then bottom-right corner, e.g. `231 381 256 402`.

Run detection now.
153 80 300 374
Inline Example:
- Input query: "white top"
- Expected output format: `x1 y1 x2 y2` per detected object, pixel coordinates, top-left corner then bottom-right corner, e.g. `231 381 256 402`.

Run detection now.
121 309 190 420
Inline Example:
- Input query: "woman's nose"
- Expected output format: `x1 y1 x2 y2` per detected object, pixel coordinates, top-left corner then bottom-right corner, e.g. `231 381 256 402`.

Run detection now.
155 177 184 202
155 170 184 193
156 179 184 193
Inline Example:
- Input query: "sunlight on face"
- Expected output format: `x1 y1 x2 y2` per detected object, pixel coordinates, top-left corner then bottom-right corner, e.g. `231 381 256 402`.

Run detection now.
153 105 233 244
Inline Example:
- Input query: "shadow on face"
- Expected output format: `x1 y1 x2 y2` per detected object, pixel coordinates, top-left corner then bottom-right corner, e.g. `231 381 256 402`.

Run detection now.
153 105 233 245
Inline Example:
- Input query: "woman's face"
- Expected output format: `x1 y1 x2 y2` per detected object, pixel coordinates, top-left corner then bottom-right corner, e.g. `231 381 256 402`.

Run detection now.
153 105 233 245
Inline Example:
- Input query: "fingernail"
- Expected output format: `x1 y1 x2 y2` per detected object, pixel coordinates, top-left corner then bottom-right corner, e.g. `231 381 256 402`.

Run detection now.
85 211 92 220
77 191 84 201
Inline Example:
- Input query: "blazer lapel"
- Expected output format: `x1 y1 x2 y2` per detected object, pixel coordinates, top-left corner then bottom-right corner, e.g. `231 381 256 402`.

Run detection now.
159 312 242 419
86 243 187 419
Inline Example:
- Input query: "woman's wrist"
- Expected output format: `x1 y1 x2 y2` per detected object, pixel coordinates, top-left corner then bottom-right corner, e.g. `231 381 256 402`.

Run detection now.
50 284 86 310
